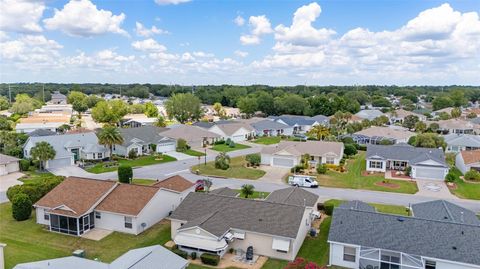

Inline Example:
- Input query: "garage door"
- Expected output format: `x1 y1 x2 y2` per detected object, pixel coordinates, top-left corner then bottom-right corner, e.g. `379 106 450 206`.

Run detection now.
231 135 245 142
413 166 445 180
272 157 295 168
47 157 73 169
157 143 176 153
6 162 19 173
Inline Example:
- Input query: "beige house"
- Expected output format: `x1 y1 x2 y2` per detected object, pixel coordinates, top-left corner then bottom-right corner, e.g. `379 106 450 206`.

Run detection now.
388 109 427 123
352 126 415 145
169 187 319 261
456 149 480 174
160 124 221 148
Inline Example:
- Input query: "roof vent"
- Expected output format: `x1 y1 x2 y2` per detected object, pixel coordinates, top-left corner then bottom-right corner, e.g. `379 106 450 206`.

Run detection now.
258 218 263 222
397 217 405 222
452 246 457 250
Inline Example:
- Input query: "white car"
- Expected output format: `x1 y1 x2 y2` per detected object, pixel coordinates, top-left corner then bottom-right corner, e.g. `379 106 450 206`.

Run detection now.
288 175 318 188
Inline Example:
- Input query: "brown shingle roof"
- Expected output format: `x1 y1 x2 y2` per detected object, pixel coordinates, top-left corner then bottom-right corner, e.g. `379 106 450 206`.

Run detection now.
35 177 116 217
153 175 195 192
460 149 480 165
95 184 159 216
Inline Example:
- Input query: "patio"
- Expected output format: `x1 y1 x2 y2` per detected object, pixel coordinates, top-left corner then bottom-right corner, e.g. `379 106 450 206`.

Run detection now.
81 228 113 241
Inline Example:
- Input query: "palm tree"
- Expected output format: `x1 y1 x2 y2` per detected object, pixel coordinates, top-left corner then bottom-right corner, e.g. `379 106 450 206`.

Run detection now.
30 142 56 171
240 184 255 198
307 125 330 140
97 125 124 161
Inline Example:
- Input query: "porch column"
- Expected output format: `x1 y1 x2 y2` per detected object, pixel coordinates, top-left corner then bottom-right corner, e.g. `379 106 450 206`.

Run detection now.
77 218 80 236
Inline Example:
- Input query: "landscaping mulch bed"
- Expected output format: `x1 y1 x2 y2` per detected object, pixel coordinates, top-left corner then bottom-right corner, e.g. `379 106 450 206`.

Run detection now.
374 181 401 189
361 171 384 177
447 182 458 190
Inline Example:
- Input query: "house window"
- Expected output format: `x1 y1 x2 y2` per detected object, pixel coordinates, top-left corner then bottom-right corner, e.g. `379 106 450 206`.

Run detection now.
425 261 436 269
276 250 288 253
95 212 101 219
369 161 383 169
124 217 132 229
44 213 50 221
343 246 356 262
326 157 334 164
98 153 103 159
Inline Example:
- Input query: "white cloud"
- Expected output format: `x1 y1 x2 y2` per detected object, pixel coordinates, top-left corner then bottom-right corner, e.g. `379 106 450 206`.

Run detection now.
66 49 135 71
240 15 273 45
0 0 45 33
132 39 167 52
43 0 127 37
234 15 245 26
154 0 191 5
234 50 248 58
274 2 336 46
135 22 169 37
193 51 214 58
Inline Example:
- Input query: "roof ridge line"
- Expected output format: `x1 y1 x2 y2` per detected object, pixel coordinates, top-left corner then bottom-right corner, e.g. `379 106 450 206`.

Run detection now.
199 191 306 208
441 200 455 223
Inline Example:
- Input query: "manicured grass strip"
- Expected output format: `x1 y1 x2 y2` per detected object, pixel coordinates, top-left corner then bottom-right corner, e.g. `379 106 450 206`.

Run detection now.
182 149 206 156
211 143 250 152
0 203 171 269
86 155 177 174
324 199 409 216
253 136 281 145
191 156 265 180
235 190 270 199
317 152 418 194
448 167 480 200
132 178 156 186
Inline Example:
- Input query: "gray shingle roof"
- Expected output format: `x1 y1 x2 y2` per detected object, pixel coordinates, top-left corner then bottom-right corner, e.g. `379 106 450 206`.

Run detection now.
444 134 480 148
110 245 188 269
170 191 309 238
272 115 317 126
27 129 57 137
265 187 319 207
25 132 105 158
337 200 376 212
412 200 480 226
329 206 480 266
366 143 447 167
0 153 19 165
118 126 172 147
209 187 239 197
251 119 290 131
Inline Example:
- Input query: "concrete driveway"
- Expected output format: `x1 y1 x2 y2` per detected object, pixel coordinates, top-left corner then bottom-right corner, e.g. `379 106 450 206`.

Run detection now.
416 179 457 199
258 165 289 185
0 172 24 203
166 151 195 161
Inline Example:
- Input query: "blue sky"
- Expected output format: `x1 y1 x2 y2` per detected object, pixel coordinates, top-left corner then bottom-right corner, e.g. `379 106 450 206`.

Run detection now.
1 0 479 85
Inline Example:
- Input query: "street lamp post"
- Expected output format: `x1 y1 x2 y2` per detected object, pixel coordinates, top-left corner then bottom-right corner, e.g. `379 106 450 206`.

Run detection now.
204 148 207 165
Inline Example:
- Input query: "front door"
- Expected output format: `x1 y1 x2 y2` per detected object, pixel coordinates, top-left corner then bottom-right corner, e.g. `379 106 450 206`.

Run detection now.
83 215 90 233
71 148 80 162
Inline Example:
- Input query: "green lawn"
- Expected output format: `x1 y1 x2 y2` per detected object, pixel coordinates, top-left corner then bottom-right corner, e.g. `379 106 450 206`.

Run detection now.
19 171 64 184
191 156 265 180
317 152 418 194
235 190 270 199
448 167 480 200
211 143 250 152
0 203 171 269
182 149 206 156
131 178 156 185
86 155 177 174
253 136 281 145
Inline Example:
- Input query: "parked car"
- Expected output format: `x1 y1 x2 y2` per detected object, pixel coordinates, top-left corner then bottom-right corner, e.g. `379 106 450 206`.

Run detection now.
195 179 205 192
288 175 318 188
293 134 307 141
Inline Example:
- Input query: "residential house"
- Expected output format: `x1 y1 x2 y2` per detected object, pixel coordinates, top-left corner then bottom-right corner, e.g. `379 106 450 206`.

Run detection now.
34 104 73 115
269 115 326 134
444 134 480 153
121 114 157 128
113 126 176 157
351 126 415 145
366 143 449 180
328 200 480 269
15 114 71 134
261 141 344 168
49 91 67 105
194 121 255 142
34 176 194 236
432 119 480 134
13 244 188 269
0 154 19 176
354 109 385 121
160 124 221 148
23 132 109 169
251 119 293 137
455 149 480 174
388 109 427 123
27 129 57 137
168 187 319 261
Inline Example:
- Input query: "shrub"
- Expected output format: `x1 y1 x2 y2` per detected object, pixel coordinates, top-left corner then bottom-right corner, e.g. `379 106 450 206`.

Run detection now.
12 193 32 221
356 144 367 151
214 152 230 170
246 154 261 166
464 170 480 181
190 251 197 260
341 137 355 144
226 138 232 145
7 176 62 203
323 201 336 216
118 165 133 183
6 185 24 202
176 138 189 152
214 140 225 145
445 172 456 183
229 141 236 148
405 166 412 176
19 159 31 171
200 253 220 266
291 165 304 173
172 248 188 259
316 164 327 174
284 257 307 269
149 143 157 152
344 144 358 156
128 149 137 159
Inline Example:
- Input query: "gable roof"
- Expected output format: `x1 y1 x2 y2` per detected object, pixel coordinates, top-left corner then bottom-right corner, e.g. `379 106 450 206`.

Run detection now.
444 134 480 147
328 202 480 266
354 109 384 120
271 115 317 126
0 153 19 165
251 119 290 131
209 187 239 197
433 118 480 130
354 126 415 140
459 149 480 165
118 126 171 147
25 132 105 158
27 129 57 137
389 109 425 119
213 122 254 135
366 143 447 167
170 191 309 238
160 124 221 140
95 184 159 216
265 187 318 207
35 177 116 217
153 175 195 192
261 141 343 157
412 200 480 225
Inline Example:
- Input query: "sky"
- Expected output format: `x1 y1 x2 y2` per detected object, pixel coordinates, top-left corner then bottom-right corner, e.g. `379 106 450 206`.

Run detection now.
0 0 479 85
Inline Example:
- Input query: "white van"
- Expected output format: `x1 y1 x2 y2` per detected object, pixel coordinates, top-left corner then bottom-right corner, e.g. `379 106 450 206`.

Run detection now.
288 175 318 188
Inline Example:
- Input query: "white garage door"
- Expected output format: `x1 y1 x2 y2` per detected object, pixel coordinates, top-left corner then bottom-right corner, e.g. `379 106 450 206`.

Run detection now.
157 143 176 153
231 135 245 142
6 162 19 173
48 157 73 169
0 165 6 176
413 166 445 180
272 157 295 168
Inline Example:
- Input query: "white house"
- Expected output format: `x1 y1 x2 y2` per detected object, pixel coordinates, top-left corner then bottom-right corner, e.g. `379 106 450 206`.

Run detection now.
0 154 20 176
250 119 293 137
34 176 195 236
113 126 176 157
261 141 344 168
194 122 255 142
23 132 109 169
444 134 480 153
268 115 327 134
352 126 415 145
328 200 480 269
456 149 480 174
366 143 449 180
